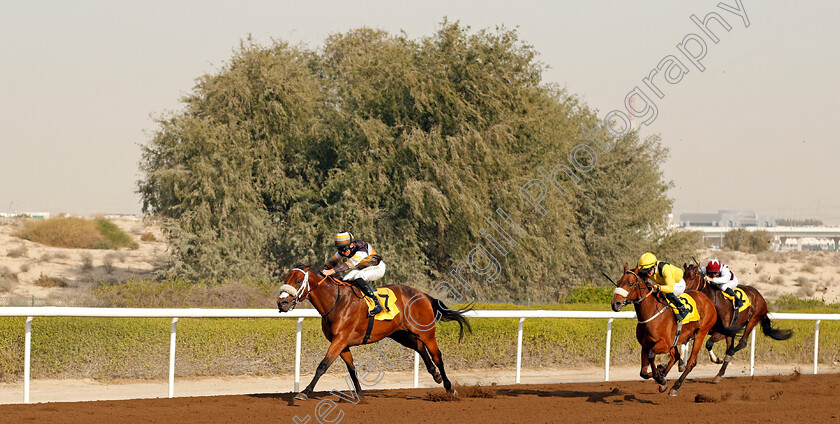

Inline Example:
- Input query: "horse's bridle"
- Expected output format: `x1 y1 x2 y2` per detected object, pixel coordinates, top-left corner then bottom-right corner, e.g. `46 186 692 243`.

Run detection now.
283 268 342 317
286 269 328 303
614 270 655 309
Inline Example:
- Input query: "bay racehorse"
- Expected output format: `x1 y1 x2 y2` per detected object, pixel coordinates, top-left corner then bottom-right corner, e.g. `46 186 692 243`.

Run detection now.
277 265 471 400
682 264 792 382
610 264 733 396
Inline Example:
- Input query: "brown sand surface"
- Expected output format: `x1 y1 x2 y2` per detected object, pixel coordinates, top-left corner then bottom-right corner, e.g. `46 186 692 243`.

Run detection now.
0 372 837 424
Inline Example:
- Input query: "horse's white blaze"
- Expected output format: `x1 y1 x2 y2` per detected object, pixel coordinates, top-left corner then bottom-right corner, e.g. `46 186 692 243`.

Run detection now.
612 287 629 298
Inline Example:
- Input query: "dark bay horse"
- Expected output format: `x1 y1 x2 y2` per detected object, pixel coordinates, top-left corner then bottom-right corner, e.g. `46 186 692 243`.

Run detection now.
683 264 792 382
277 265 471 400
610 264 729 396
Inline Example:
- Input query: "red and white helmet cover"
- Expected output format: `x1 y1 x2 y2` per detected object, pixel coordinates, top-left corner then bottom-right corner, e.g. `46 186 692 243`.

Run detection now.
706 259 722 273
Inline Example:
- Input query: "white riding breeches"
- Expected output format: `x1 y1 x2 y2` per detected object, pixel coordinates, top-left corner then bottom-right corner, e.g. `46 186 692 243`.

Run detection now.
714 279 738 292
672 278 686 296
344 261 386 282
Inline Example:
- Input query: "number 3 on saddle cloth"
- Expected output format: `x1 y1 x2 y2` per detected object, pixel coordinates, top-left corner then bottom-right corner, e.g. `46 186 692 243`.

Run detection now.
670 294 701 324
722 288 752 313
364 287 400 320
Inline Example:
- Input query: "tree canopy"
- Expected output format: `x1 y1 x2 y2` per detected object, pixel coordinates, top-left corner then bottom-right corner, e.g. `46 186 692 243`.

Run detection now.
139 21 699 302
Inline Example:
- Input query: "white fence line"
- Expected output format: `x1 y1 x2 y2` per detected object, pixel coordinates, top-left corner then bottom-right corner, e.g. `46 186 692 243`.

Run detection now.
1 307 838 404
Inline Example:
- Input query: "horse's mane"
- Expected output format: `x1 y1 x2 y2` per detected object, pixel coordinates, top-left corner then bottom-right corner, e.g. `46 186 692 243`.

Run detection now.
293 264 325 277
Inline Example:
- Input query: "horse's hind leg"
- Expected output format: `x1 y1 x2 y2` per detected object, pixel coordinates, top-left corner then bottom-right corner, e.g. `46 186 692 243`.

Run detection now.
677 341 688 372
712 335 735 384
419 335 454 394
338 348 364 399
705 332 726 364
729 313 760 356
389 332 440 383
669 331 708 396
657 347 679 384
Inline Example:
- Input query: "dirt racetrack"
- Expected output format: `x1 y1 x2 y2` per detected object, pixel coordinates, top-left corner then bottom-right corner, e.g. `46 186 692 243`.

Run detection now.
1 372 838 424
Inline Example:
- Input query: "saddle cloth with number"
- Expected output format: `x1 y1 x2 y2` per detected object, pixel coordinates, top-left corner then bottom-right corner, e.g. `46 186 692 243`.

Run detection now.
669 293 701 324
364 287 400 321
722 287 751 312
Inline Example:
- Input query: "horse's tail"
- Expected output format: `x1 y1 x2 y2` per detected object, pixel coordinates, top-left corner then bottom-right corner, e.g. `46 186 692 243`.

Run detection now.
426 294 473 342
760 315 793 340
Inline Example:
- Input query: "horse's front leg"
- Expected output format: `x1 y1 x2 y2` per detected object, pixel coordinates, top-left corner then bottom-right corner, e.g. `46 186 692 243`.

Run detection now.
658 345 679 381
297 338 348 400
640 347 653 380
649 346 668 392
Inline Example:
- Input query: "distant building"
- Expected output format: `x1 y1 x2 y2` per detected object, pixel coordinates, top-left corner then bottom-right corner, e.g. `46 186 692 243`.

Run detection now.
679 210 775 228
0 212 50 219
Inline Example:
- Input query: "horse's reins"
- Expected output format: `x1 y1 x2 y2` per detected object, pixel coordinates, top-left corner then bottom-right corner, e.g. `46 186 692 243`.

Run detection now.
288 269 367 318
288 269 342 317
621 270 667 324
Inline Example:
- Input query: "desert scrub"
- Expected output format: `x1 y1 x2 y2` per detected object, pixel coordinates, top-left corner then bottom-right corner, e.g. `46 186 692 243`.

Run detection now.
6 245 27 258
103 253 117 274
91 278 278 308
0 266 18 292
140 232 157 242
34 273 67 288
80 252 94 272
15 217 138 250
94 218 139 249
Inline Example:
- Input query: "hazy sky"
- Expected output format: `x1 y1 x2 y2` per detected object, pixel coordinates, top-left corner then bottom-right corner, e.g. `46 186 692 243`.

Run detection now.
2 1 838 223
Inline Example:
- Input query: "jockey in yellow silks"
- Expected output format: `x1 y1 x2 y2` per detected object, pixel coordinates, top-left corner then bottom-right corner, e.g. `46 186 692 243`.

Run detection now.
321 232 386 316
637 252 690 321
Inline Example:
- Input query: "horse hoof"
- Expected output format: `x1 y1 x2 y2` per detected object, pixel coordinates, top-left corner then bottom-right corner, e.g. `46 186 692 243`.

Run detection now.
712 376 722 384
668 389 678 397
450 389 459 397
433 372 443 384
658 384 668 393
295 392 308 401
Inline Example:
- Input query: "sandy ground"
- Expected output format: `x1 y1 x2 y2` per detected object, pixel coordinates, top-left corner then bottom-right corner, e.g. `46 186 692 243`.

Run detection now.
2 371 840 424
1 363 837 405
0 217 166 303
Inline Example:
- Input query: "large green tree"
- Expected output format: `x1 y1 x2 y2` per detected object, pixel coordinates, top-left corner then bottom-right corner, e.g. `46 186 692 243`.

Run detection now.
139 22 697 301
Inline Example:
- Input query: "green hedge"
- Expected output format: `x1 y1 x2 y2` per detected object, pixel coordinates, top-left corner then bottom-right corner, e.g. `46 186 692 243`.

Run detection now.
0 302 837 383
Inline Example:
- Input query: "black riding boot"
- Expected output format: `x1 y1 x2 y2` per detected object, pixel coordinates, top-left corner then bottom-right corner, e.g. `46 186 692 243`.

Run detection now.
723 287 744 309
355 278 383 316
665 292 689 321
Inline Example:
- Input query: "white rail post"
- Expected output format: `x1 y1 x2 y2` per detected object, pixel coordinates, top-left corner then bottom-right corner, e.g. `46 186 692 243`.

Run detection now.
294 318 303 392
813 320 821 375
515 318 525 384
414 352 420 388
24 317 33 404
604 318 614 382
169 317 178 398
750 330 756 376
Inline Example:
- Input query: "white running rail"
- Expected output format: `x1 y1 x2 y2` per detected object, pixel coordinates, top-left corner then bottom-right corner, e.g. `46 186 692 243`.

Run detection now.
0 307 836 404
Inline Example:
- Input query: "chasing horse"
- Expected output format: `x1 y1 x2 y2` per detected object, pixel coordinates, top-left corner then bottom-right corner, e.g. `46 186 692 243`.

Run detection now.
277 264 471 400
608 257 735 396
683 262 792 382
